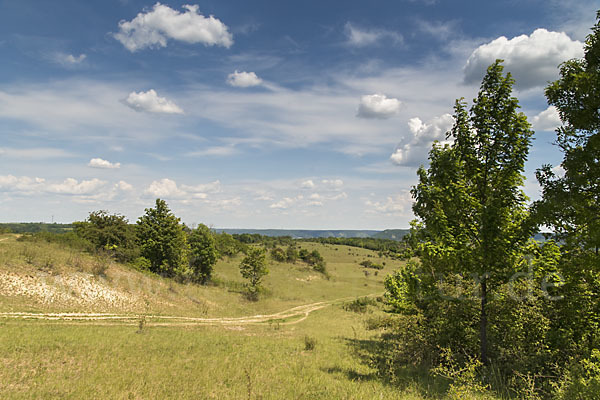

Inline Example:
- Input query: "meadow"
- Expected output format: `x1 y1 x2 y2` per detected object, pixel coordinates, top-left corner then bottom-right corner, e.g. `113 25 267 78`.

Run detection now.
1 233 494 399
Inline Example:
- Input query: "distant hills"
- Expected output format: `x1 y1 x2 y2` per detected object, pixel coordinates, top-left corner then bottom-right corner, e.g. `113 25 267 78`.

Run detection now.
216 228 410 241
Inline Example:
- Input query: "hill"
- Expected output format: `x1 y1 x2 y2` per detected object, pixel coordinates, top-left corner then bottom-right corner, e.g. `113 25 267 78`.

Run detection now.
217 228 410 240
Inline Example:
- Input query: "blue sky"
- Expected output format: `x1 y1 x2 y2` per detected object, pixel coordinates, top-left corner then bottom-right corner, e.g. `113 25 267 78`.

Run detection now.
0 0 596 229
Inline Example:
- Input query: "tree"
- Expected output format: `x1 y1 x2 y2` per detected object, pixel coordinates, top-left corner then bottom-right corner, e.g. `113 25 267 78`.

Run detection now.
404 60 534 364
136 199 188 277
188 224 218 284
270 247 287 262
73 210 138 262
532 11 600 367
239 247 268 297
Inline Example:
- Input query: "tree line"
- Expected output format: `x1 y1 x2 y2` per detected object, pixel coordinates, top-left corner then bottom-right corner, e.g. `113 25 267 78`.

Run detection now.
382 13 600 398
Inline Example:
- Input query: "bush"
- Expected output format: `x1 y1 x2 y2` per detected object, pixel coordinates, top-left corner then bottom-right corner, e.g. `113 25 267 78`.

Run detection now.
555 350 600 400
270 247 287 262
343 297 377 313
359 260 384 270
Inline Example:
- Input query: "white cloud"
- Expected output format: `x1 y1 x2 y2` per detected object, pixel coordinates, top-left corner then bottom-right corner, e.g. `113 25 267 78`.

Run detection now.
344 23 402 47
301 179 315 189
390 113 455 166
532 106 561 132
227 70 263 88
47 178 106 195
113 3 233 52
124 89 184 114
356 94 401 119
88 158 121 169
464 29 584 89
366 193 412 216
144 178 187 198
0 175 106 196
116 180 133 191
144 178 220 200
52 52 86 67
552 164 565 178
181 180 221 194
186 146 237 157
270 197 295 209
321 179 344 189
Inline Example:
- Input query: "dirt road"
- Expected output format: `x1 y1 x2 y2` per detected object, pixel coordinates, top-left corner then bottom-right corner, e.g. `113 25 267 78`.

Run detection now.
0 294 379 327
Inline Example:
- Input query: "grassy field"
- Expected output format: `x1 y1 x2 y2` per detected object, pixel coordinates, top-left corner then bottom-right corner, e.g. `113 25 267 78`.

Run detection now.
0 234 496 399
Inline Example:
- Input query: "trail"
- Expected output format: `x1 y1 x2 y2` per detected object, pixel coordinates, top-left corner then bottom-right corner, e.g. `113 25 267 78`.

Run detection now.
0 293 380 327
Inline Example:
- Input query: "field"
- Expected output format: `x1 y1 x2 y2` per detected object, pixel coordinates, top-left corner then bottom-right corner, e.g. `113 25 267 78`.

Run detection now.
0 234 493 399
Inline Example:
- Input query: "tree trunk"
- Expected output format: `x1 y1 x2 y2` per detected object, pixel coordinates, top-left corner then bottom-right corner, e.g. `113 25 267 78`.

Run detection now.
480 277 489 365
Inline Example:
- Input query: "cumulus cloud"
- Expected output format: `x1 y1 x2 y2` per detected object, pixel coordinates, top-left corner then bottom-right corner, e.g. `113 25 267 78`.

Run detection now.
0 175 106 196
124 89 183 114
390 113 455 166
116 180 133 191
88 158 121 169
344 22 402 47
356 94 401 119
301 179 315 189
144 178 220 199
227 70 263 88
532 106 562 132
113 3 233 52
464 29 584 89
144 178 187 198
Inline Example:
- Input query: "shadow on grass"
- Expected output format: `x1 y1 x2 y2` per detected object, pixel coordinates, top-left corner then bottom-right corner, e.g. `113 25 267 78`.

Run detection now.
325 335 450 398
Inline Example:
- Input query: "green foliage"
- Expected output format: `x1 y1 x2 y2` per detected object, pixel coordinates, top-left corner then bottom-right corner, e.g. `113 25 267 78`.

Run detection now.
285 245 298 263
359 260 384 270
342 296 377 313
405 60 534 365
239 247 269 296
136 199 189 277
188 223 218 284
74 210 138 262
270 247 287 262
300 236 405 258
214 232 243 258
555 350 600 400
298 248 327 274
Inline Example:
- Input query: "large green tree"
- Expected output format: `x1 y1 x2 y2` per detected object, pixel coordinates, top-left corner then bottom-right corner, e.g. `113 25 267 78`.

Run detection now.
188 223 218 284
136 199 188 277
532 11 600 365
407 60 534 364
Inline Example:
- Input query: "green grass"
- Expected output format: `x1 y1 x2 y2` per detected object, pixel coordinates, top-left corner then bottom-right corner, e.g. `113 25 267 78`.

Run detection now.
0 235 500 399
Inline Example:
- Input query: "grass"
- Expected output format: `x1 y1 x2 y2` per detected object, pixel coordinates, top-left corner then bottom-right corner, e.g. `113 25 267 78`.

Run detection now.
0 235 501 399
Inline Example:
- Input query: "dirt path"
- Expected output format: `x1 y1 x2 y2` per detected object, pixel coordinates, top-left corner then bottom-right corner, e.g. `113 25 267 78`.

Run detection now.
0 294 380 327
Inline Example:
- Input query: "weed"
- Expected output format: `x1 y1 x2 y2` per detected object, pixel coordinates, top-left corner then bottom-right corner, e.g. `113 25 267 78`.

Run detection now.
304 335 317 351
137 315 146 333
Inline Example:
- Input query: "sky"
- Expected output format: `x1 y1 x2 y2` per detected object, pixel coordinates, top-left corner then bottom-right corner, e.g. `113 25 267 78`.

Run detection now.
0 0 597 229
